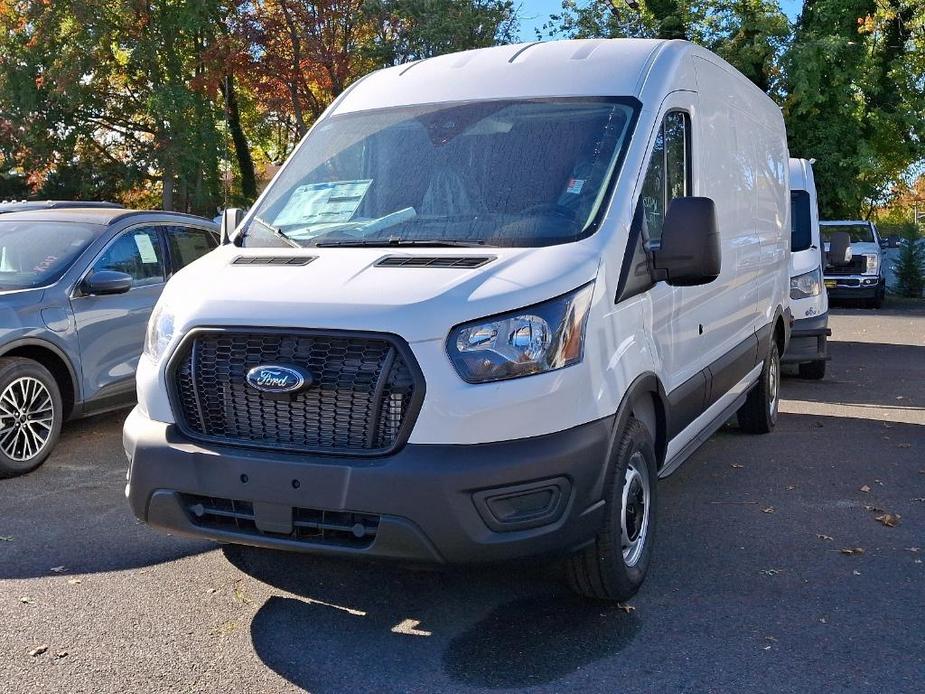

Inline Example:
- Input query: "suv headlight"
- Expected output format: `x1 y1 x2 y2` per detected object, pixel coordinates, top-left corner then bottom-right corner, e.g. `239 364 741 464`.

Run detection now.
447 283 594 383
790 268 822 299
143 304 176 361
864 254 879 275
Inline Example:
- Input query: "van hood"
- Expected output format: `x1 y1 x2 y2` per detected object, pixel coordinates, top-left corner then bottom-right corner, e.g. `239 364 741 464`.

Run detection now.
159 244 602 343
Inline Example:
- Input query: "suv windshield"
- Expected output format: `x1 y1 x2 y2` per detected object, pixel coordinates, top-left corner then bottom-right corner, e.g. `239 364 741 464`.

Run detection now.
243 98 638 248
0 221 100 290
820 223 875 244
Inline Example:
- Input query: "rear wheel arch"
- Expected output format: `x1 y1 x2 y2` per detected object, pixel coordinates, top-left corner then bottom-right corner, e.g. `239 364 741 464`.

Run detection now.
0 340 79 418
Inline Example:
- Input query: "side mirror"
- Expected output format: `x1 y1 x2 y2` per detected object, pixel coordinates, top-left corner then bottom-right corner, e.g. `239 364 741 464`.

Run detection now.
879 238 888 249
827 231 852 266
652 197 721 286
82 270 133 296
220 208 244 245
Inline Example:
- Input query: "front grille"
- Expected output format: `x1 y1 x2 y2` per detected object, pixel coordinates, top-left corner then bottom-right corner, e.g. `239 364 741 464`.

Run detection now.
826 255 867 275
181 494 379 548
171 329 422 455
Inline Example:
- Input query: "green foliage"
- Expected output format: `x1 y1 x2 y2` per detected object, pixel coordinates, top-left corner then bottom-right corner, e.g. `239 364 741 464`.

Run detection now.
894 229 925 297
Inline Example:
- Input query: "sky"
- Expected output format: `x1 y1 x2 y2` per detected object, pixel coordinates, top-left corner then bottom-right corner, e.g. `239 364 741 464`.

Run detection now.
517 0 806 41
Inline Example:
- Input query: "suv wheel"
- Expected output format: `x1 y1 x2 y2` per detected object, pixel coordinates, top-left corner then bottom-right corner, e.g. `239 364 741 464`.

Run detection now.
737 339 780 434
565 417 657 601
798 359 826 380
0 357 63 478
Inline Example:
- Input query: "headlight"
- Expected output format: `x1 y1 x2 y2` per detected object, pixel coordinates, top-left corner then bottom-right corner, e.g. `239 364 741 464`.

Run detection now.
790 268 822 299
864 254 879 275
143 303 176 361
447 283 594 383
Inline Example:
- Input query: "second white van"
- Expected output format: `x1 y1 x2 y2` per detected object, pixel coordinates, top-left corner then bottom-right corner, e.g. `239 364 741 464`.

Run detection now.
125 39 791 601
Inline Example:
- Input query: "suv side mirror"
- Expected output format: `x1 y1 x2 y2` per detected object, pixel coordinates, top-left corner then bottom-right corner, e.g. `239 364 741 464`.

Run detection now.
83 270 133 296
220 208 244 245
828 231 852 266
652 197 721 286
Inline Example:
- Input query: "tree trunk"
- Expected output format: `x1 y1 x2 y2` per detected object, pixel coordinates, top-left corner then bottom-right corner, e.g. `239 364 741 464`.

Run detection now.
162 171 174 210
221 74 257 200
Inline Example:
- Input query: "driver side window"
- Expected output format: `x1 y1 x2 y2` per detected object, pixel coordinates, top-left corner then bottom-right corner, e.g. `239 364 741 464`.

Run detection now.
93 227 165 288
640 111 691 245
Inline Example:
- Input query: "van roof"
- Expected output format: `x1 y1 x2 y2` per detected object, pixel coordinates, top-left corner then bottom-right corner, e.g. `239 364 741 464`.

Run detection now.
334 39 692 114
789 158 812 192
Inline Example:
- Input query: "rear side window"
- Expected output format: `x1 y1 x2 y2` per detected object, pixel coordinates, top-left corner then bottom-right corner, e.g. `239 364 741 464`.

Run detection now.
640 111 691 244
93 227 165 287
166 226 218 272
790 190 812 252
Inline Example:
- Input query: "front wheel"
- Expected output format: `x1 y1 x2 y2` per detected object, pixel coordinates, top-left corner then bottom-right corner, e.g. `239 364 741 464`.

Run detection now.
737 339 780 434
565 417 658 601
0 358 63 478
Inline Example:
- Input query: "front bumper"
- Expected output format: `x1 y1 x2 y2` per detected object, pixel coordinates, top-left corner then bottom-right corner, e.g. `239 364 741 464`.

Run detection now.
782 313 830 365
825 275 883 300
124 407 614 564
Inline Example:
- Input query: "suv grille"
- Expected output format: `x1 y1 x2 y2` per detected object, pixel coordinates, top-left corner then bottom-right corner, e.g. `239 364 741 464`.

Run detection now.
181 494 379 548
171 329 422 455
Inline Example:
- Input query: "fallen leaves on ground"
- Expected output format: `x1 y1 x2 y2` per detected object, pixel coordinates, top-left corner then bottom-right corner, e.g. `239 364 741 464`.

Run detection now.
786 485 796 491
762 506 775 514
28 645 48 657
19 597 33 604
731 464 744 469
54 651 68 659
875 513 901 528
913 498 925 503
864 505 886 513
232 581 251 605
67 578 81 585
859 484 871 493
760 568 783 576
852 570 862 576
840 547 865 555
50 566 65 573
896 443 912 449
0 536 13 542
616 603 635 614
817 534 834 541
905 547 920 553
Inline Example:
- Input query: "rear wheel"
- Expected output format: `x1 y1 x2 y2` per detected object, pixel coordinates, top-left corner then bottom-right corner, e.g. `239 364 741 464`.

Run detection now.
871 285 884 309
0 358 63 478
565 417 657 601
737 339 780 434
798 359 826 380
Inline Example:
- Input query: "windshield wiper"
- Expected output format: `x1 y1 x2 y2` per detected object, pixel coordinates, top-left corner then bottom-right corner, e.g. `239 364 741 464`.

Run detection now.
249 216 300 248
314 238 493 248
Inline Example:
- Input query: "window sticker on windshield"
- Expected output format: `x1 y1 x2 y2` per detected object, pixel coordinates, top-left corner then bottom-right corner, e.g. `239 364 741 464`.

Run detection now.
272 179 373 227
134 234 158 264
565 178 585 195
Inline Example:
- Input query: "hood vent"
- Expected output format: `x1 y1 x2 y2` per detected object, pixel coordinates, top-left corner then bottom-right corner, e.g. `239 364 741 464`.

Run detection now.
233 256 316 266
375 255 495 269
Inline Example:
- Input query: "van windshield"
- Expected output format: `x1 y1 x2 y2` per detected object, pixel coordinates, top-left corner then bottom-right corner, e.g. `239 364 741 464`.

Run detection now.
820 223 875 244
243 98 637 248
0 221 100 290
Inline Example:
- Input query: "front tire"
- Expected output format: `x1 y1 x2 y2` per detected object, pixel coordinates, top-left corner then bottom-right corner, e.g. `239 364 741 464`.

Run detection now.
0 358 63 478
737 339 780 434
565 417 658 601
798 359 826 380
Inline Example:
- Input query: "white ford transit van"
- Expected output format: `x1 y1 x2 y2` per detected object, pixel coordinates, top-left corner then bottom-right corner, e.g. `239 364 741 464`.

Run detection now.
783 158 829 379
125 39 791 601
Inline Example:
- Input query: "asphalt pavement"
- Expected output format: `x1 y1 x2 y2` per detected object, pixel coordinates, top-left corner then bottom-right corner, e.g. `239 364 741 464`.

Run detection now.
1 301 923 693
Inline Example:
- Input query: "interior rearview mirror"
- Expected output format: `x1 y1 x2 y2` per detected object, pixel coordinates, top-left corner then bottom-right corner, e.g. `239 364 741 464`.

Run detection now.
220 207 244 245
652 197 721 286
827 231 852 266
83 270 133 296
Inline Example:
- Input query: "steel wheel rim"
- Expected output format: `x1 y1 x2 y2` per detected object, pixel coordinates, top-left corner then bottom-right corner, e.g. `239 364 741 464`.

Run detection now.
0 377 54 462
621 452 651 567
768 350 780 419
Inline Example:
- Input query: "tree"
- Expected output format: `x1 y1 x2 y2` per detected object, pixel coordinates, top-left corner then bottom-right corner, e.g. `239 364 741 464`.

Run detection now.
783 1 925 218
894 231 925 297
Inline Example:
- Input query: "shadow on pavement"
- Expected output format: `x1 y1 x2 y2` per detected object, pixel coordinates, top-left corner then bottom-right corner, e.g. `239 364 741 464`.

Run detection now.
228 546 641 692
0 410 213 579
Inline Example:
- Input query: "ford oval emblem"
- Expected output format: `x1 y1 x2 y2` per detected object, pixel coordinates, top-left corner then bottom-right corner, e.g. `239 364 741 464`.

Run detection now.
245 364 312 394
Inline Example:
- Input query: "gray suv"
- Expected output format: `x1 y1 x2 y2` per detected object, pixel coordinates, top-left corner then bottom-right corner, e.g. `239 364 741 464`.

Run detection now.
0 207 218 477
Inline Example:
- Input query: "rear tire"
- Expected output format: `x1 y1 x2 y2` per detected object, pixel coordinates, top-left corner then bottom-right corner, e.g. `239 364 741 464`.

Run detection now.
0 357 63 478
798 359 826 380
737 339 780 434
871 286 884 309
565 417 657 601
